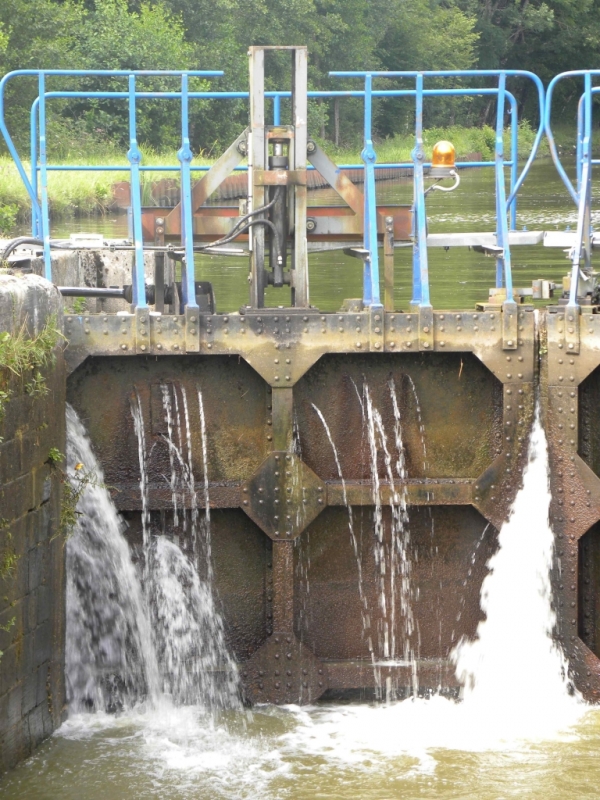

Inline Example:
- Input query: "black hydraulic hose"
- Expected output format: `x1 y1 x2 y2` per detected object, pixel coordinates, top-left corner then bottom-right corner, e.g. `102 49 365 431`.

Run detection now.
1 236 78 261
1 237 44 261
198 217 283 264
2 197 282 263
223 196 276 240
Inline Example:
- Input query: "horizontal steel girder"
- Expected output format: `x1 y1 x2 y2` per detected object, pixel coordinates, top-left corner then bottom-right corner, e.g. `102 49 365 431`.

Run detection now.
64 307 536 384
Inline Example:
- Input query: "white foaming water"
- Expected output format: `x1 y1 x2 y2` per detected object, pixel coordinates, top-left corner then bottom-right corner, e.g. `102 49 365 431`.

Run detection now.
132 387 241 712
67 402 240 716
451 403 582 739
150 536 240 710
65 405 160 711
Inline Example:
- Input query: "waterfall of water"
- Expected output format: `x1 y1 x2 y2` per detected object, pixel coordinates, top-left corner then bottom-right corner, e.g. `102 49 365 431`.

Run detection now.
150 535 240 710
132 386 240 712
65 405 160 713
361 383 418 699
311 403 374 661
312 379 418 700
66 396 240 716
453 402 579 732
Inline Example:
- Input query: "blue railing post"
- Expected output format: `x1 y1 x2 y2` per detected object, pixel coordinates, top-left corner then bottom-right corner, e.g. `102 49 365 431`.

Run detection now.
126 74 147 310
508 93 518 231
0 72 43 240
38 73 52 280
495 72 513 301
30 99 41 239
361 74 381 307
412 73 430 309
577 95 584 194
178 73 198 311
569 72 593 310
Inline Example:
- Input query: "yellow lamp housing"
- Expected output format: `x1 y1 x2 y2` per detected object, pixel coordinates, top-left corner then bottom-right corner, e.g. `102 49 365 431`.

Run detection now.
430 140 456 178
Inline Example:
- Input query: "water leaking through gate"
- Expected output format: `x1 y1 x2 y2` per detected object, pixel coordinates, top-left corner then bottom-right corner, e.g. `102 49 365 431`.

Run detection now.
7 52 600 708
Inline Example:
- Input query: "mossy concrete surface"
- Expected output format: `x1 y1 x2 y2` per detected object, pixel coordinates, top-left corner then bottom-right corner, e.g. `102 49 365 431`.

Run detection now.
0 274 66 775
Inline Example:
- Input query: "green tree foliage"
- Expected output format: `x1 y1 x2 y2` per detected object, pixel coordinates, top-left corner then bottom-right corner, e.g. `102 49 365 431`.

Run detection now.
0 0 597 154
65 0 202 150
375 0 481 137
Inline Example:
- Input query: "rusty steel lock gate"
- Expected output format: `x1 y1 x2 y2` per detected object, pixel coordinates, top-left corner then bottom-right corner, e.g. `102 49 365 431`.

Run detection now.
66 306 545 703
7 51 600 703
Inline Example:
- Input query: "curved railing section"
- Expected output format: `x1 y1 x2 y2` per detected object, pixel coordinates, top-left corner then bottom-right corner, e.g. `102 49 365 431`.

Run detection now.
545 70 600 350
0 69 223 304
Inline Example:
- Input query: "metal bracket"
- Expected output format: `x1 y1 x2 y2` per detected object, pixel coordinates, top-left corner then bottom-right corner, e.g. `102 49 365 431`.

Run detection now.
134 307 149 354
343 247 370 261
242 633 328 705
240 452 326 539
565 305 581 354
418 306 434 351
502 300 518 350
184 306 200 352
308 141 364 215
472 244 504 258
369 307 384 351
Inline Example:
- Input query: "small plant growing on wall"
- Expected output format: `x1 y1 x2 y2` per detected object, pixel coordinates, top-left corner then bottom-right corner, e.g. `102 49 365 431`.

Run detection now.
0 520 18 662
47 456 98 540
46 448 64 466
0 315 64 438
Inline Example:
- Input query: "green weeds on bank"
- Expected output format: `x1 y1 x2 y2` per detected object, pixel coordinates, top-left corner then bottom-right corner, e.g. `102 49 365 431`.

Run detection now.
0 314 63 437
0 146 214 228
319 120 549 165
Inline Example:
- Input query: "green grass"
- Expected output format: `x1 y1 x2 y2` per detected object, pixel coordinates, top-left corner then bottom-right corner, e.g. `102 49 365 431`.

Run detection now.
0 122 553 232
0 147 213 225
318 120 550 165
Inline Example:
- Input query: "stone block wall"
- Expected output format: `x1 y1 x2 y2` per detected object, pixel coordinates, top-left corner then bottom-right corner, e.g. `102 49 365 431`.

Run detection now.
0 274 66 774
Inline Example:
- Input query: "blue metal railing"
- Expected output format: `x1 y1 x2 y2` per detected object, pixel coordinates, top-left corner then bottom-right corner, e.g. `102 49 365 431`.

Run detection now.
1 69 544 310
0 69 223 306
329 70 546 310
545 71 599 319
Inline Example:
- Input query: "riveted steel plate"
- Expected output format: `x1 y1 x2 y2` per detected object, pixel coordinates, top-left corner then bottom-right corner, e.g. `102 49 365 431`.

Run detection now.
242 632 328 704
295 506 498 664
241 452 326 539
294 352 504 481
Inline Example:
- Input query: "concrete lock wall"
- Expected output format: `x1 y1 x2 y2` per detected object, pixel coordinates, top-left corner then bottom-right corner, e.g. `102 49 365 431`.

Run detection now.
0 274 66 774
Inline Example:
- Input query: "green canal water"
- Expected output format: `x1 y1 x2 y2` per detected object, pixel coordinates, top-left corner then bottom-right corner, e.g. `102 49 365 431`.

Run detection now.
4 159 600 800
51 158 584 313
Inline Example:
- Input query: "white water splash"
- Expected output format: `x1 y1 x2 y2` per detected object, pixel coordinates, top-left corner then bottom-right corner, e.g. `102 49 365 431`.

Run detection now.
67 398 240 716
65 405 160 712
150 536 241 711
133 387 240 711
452 405 581 737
